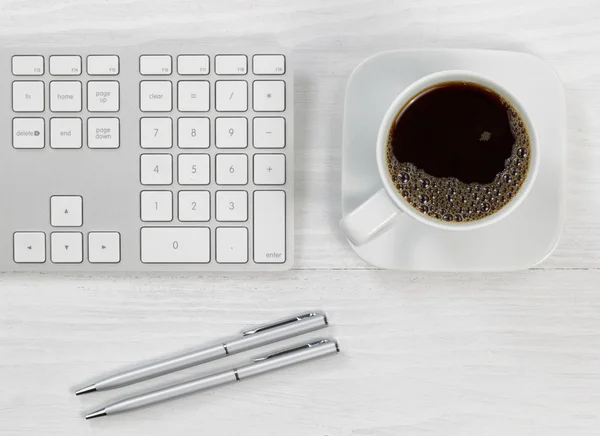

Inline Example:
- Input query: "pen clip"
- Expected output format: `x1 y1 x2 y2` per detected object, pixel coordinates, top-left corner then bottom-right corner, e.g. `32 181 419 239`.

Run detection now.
252 339 331 362
242 311 324 336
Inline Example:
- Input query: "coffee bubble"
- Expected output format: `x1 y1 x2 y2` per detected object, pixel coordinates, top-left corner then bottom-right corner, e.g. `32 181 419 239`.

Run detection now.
385 96 531 223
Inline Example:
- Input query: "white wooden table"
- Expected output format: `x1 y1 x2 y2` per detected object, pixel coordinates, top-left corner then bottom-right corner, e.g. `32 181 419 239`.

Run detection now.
1 1 599 434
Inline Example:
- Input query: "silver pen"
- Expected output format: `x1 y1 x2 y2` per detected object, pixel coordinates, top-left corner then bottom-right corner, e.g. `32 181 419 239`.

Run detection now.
85 339 340 419
75 312 328 395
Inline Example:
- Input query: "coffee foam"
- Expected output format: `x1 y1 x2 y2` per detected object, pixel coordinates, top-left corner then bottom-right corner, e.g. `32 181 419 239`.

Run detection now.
386 99 531 223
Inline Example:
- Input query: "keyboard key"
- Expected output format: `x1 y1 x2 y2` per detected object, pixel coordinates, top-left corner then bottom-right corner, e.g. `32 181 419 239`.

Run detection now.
216 191 248 222
178 55 210 75
216 227 248 263
141 227 210 263
140 117 172 149
12 81 44 112
140 55 172 75
253 191 285 263
13 232 46 263
51 195 83 227
178 81 210 112
253 154 286 185
178 154 210 185
51 232 83 263
87 81 120 112
50 118 82 149
13 118 45 149
140 154 173 185
88 232 121 263
253 117 285 148
50 81 82 112
215 55 247 75
216 154 248 185
253 55 285 75
216 117 247 148
178 117 210 149
253 80 285 112
88 118 119 149
87 55 120 75
49 55 82 76
216 80 247 112
12 56 44 76
140 81 172 112
141 190 173 222
178 191 210 222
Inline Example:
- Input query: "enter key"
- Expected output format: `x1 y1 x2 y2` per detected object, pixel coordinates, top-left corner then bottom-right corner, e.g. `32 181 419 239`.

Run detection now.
253 190 286 263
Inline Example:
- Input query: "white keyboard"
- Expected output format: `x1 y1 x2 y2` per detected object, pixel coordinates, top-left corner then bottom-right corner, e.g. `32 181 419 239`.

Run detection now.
1 44 294 271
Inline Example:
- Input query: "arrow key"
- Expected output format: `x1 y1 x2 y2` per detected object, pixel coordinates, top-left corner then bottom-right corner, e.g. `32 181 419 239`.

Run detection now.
88 232 120 264
51 195 83 227
14 232 46 263
51 232 83 263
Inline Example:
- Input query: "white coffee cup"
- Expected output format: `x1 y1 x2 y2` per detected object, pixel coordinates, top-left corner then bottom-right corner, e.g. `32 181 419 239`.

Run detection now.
339 70 539 247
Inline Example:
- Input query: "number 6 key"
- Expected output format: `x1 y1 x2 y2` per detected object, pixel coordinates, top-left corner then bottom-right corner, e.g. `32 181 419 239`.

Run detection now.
215 154 248 185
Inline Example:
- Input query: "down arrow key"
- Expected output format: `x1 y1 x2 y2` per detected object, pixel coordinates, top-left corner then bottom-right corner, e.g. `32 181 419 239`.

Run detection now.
50 232 82 263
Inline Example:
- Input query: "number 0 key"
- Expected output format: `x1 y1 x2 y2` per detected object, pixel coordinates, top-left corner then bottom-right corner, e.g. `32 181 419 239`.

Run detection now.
141 227 210 263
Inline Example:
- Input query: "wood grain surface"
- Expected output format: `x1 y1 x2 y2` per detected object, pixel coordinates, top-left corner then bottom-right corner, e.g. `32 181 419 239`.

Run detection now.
1 0 599 435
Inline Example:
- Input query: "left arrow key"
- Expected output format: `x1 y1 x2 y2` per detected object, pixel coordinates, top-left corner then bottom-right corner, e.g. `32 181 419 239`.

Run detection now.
14 232 46 263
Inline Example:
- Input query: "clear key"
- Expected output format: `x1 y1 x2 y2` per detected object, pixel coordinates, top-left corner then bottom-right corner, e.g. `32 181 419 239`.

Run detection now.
140 81 172 112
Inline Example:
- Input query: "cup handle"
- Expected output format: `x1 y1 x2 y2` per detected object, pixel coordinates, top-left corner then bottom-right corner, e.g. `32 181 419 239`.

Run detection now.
339 189 403 246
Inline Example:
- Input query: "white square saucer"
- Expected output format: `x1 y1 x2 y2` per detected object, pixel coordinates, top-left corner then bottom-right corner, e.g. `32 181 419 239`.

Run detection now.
341 49 566 271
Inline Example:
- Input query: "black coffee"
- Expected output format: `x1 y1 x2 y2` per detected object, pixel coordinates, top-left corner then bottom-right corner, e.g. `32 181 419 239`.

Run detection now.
386 81 531 223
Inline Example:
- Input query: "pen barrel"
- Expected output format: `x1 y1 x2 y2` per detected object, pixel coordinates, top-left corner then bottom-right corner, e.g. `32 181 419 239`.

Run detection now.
226 315 328 354
97 344 226 391
107 370 237 415
236 340 339 380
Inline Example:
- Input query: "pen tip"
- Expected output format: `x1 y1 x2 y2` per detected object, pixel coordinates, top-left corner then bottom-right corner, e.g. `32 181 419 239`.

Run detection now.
85 408 107 420
75 384 97 395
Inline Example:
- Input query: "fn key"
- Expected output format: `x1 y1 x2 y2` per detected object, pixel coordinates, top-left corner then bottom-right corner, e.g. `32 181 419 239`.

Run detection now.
253 191 285 263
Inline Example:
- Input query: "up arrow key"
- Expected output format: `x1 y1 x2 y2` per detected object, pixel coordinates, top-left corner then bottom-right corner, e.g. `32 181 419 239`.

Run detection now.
50 196 83 227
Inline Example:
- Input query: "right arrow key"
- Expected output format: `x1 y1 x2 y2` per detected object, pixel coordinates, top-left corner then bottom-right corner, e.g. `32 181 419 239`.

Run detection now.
88 232 121 264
